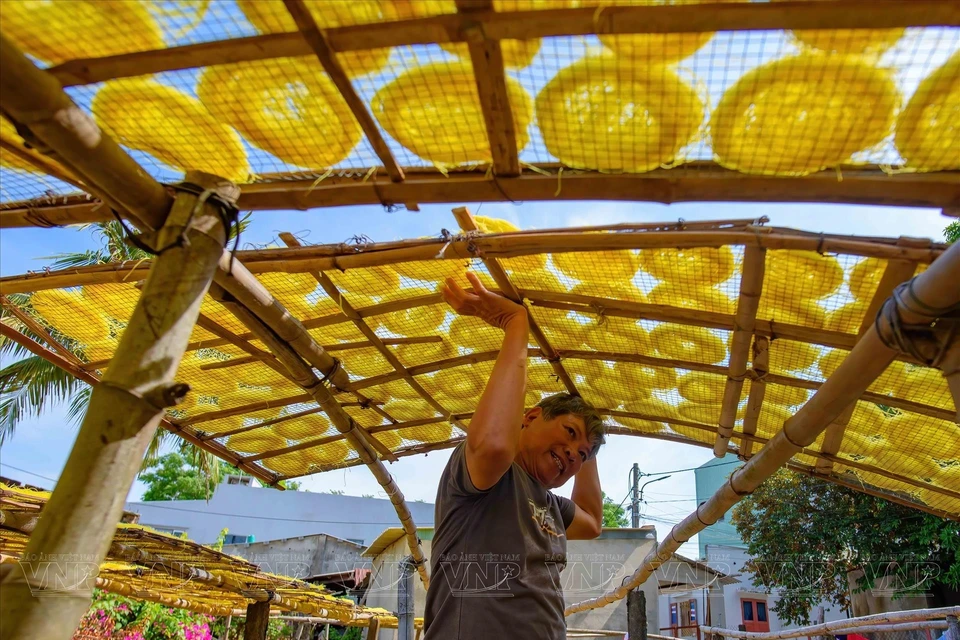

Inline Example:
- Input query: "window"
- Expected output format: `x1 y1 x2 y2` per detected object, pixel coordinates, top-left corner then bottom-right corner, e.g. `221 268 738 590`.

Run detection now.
742 601 754 621
224 534 252 544
670 603 679 626
756 602 767 622
689 599 697 624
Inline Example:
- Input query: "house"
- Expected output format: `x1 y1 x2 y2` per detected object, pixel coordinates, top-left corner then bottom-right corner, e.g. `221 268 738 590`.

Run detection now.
124 475 436 546
694 455 849 633
657 553 739 637
361 525 724 639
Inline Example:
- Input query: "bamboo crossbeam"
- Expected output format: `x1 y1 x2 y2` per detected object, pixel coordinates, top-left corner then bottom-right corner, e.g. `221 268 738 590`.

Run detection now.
714 245 765 456
814 255 919 474
740 337 769 460
282 0 404 183
0 137 85 191
455 0 519 176
40 0 960 88
452 207 580 394
5 166 960 229
701 607 960 640
563 239 960 616
0 226 947 294
278 233 466 434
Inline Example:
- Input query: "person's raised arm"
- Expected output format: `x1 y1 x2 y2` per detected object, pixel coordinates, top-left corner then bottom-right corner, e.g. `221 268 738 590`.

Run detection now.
566 457 603 540
442 272 528 490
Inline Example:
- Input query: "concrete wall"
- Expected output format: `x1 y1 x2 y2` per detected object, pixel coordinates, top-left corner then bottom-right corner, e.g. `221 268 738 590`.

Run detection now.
125 483 435 545
223 533 368 580
365 528 660 640
695 454 746 558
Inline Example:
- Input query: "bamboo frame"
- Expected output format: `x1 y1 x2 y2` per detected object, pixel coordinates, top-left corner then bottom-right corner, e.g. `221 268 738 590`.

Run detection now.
0 226 946 295
700 607 960 640
455 0 520 177
814 255 919 474
40 0 960 87
5 166 959 228
740 337 769 460
713 245 765 456
452 206 580 393
563 239 960 615
282 0 404 183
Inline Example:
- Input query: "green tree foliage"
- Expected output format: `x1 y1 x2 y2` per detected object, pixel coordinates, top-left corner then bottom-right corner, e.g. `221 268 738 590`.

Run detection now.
602 491 628 528
732 469 960 626
140 453 215 502
945 219 960 244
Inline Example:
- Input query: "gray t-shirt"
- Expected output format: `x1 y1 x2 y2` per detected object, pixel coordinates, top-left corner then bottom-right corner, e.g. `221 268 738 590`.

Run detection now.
424 443 577 639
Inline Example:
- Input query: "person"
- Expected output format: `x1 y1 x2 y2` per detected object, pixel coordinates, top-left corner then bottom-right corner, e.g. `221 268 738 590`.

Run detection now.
423 272 607 639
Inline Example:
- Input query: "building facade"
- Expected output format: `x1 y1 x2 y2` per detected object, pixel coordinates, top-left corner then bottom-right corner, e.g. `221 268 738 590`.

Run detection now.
124 477 436 546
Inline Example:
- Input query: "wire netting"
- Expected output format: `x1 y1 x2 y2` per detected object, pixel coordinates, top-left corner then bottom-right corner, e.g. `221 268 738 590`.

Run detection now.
2 1 957 204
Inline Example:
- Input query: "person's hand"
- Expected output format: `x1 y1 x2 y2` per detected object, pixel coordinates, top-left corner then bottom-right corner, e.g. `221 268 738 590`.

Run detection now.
442 271 527 331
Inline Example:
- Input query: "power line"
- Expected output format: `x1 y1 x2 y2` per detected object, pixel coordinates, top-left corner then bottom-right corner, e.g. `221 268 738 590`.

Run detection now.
0 462 57 484
644 459 743 477
128 500 431 526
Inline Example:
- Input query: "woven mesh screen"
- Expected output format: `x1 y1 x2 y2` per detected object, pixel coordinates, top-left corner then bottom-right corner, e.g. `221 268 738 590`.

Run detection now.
1 1 957 204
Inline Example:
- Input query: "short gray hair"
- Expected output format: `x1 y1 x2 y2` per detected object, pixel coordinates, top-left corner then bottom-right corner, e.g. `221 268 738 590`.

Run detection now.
536 393 606 457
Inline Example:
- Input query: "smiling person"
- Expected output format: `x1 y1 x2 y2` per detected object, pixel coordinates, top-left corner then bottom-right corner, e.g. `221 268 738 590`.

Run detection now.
423 272 606 640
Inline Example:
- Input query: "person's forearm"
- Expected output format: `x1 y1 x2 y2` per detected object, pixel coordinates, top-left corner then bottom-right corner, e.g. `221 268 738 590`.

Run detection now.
467 312 529 457
572 458 603 527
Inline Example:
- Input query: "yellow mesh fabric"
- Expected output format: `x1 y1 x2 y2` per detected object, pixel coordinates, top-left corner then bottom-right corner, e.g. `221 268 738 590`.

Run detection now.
895 51 960 172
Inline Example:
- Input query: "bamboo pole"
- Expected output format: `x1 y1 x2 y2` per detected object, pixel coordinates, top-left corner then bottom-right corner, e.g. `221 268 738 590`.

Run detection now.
455 0 519 176
5 166 960 230
700 607 960 640
740 337 769 459
0 227 946 295
563 240 960 616
714 245 765 456
206 285 430 587
281 0 404 183
0 137 85 191
0 170 237 640
452 206 580 394
814 255 918 474
40 0 960 87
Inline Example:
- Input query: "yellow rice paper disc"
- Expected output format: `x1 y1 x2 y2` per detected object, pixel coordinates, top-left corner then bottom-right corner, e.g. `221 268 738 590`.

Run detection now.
262 451 310 476
751 404 794 438
676 402 720 426
305 440 353 466
552 250 640 282
330 265 401 297
650 324 727 364
84 283 140 324
404 421 455 445
581 317 651 354
474 216 547 272
422 366 486 400
762 384 809 408
677 372 724 404
825 301 868 334
647 284 736 316
527 361 567 394
818 349 906 396
342 349 394 378
712 54 898 176
449 316 503 350
613 361 678 391
383 399 439 422
571 281 647 305
765 251 843 300
786 25 905 57
757 298 826 330
640 246 735 286
2 0 163 64
848 257 885 302
31 289 113 348
237 0 395 77
619 397 680 433
377 299 447 336
372 62 533 165
92 78 249 182
0 118 74 176
900 366 952 409
198 58 361 170
374 428 404 451
895 51 960 172
404 0 558 68
394 339 457 366
227 430 287 454
274 413 332 441
257 272 319 298
536 56 704 172
767 340 820 373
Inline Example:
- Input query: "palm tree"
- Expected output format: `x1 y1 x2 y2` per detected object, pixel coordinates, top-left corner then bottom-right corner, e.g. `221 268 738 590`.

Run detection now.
0 220 244 488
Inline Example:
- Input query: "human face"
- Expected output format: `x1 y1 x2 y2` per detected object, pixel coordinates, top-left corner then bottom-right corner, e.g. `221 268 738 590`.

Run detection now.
517 407 593 489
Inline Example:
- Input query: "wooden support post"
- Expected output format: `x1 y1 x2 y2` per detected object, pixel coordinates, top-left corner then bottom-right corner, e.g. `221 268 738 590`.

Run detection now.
455 0 520 176
714 245 765 456
741 337 769 460
0 173 237 640
815 255 918 474
367 617 381 640
946 614 959 640
628 588 648 640
222 615 232 640
452 206 580 395
243 601 271 640
282 0 404 184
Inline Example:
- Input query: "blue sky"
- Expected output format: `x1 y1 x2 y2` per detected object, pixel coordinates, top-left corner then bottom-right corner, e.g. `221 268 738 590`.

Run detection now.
0 199 953 557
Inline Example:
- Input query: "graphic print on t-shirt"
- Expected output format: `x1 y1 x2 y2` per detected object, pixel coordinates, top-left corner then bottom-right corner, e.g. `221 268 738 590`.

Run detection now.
529 499 563 537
